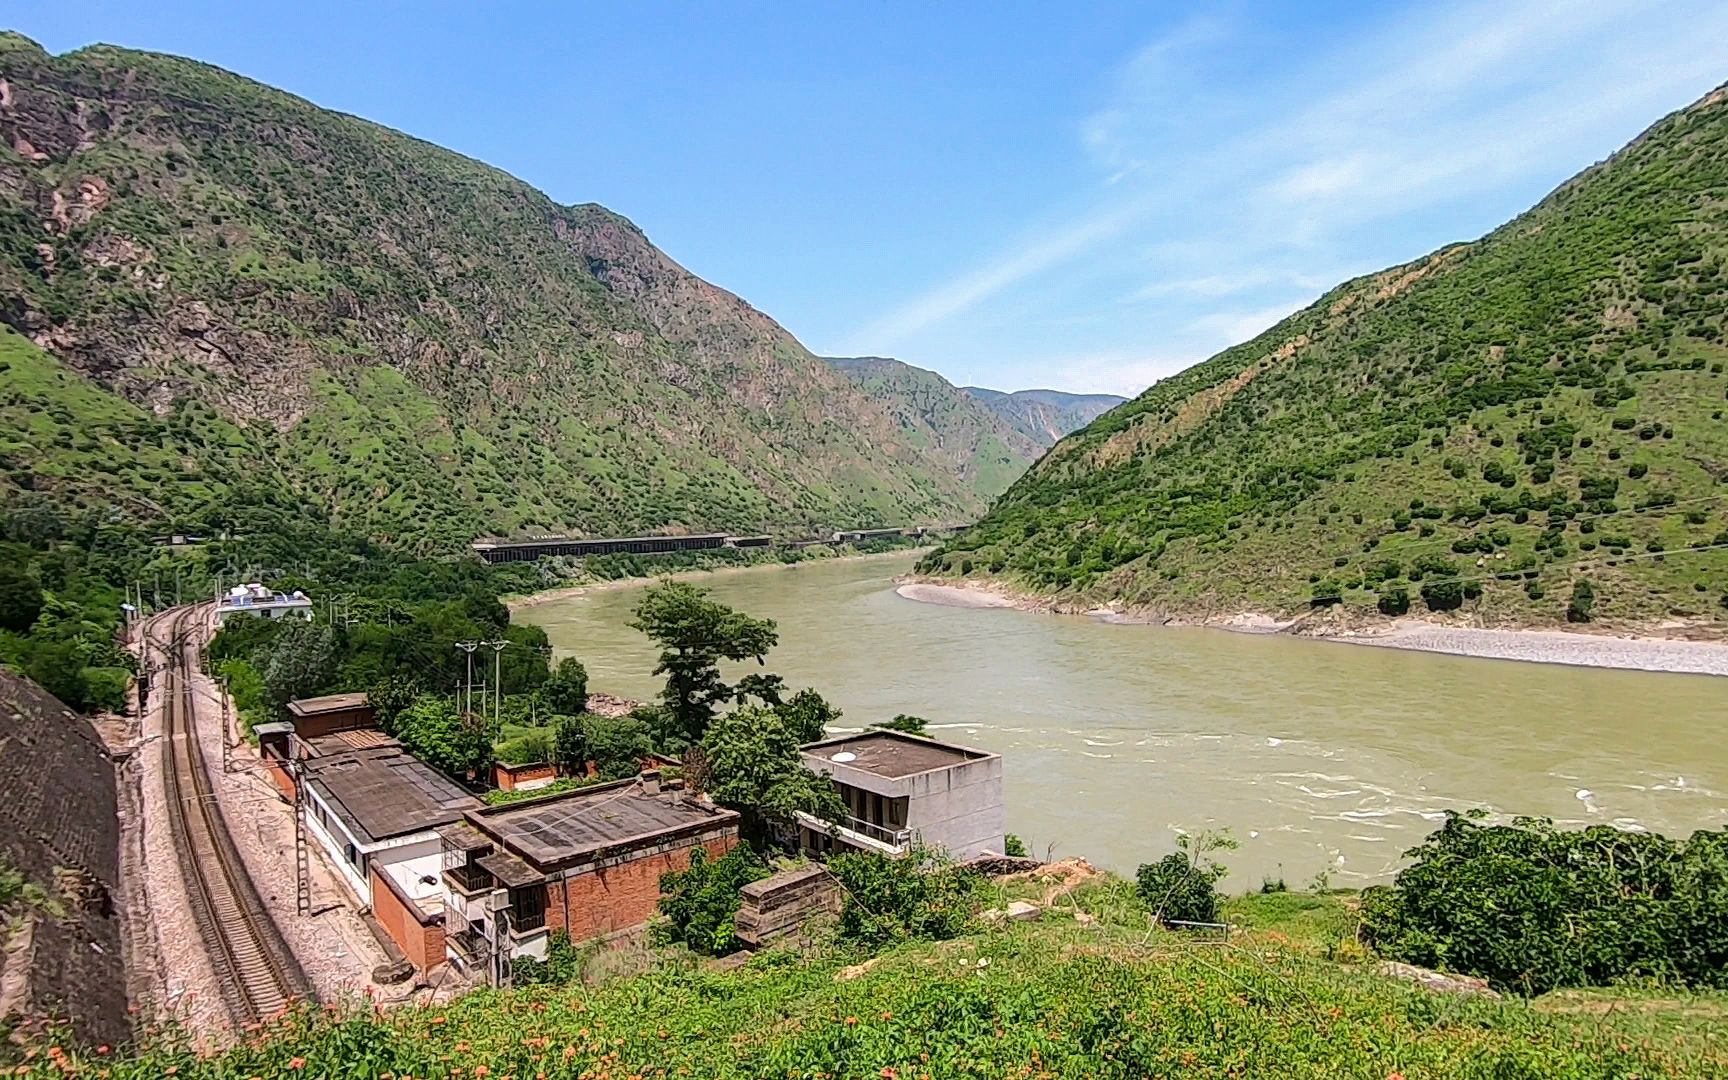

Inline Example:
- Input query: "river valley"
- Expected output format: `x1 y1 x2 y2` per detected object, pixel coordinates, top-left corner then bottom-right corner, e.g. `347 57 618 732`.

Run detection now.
518 553 1728 885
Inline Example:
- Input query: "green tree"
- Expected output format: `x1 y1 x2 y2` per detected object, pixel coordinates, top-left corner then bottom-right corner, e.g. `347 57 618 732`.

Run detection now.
582 712 653 780
1568 578 1597 623
656 845 771 955
260 620 336 708
630 582 778 749
777 687 842 743
367 672 419 734
1135 830 1237 924
542 656 589 715
551 713 588 774
704 705 845 844
0 565 44 634
394 694 494 778
828 843 978 946
871 713 928 736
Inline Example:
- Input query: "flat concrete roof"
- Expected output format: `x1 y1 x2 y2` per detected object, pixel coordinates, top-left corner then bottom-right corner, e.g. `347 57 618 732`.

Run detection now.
304 748 480 843
287 692 371 717
468 778 738 872
801 730 994 779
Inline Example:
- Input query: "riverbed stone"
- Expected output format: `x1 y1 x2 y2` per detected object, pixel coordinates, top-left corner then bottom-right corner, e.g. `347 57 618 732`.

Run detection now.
1376 961 1500 999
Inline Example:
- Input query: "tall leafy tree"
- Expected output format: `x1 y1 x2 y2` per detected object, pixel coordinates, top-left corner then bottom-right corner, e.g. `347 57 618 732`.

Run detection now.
543 656 590 715
630 581 777 749
778 688 842 743
704 705 845 845
394 693 495 779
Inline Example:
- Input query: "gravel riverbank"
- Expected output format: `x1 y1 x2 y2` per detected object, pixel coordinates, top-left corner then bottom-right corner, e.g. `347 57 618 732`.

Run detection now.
894 580 1728 676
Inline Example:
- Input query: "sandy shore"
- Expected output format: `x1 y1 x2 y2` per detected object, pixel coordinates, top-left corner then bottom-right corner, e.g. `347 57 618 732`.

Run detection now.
508 548 930 611
894 579 1728 677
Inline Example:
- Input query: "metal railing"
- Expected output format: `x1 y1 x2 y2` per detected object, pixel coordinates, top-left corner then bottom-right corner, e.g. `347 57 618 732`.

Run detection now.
836 815 912 850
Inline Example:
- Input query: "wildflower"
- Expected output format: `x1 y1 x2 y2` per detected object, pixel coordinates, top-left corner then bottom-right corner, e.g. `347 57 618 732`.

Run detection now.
432 1016 448 1025
95 1049 109 1057
844 1016 859 1026
455 1042 471 1053
881 1070 898 1079
880 1012 893 1021
289 1058 307 1071
474 1068 490 1078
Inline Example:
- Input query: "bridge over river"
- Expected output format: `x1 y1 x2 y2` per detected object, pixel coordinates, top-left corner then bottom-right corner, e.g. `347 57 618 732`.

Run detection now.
470 524 965 564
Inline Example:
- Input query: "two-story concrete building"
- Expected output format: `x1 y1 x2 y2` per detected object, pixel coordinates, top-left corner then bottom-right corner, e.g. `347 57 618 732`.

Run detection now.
795 730 1004 860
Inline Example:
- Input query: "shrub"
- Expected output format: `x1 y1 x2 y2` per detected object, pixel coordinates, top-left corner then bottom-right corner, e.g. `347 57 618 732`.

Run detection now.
1135 831 1235 924
1567 579 1596 623
1003 833 1028 858
1377 585 1411 616
828 843 978 946
656 845 770 955
542 656 589 715
583 712 653 779
1360 813 1728 995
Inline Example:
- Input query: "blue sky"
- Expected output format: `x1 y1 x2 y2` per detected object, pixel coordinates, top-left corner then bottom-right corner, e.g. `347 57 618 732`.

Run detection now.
13 1 1728 395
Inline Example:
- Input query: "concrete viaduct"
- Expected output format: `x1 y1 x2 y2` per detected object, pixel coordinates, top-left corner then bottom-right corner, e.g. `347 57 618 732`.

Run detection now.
469 526 964 565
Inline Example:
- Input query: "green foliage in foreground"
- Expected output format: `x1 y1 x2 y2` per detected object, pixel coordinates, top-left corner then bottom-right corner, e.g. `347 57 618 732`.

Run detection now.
1362 811 1728 996
927 84 1728 626
828 844 979 947
50 916 1728 1077
656 845 772 955
1135 830 1238 924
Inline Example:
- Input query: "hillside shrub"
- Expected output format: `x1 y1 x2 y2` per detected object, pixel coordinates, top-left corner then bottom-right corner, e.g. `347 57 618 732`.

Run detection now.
1360 812 1728 995
1135 831 1236 924
828 843 978 946
1567 579 1596 623
656 845 770 955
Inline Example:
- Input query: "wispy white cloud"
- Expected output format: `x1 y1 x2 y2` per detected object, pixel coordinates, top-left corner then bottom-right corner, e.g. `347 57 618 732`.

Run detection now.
843 0 1728 394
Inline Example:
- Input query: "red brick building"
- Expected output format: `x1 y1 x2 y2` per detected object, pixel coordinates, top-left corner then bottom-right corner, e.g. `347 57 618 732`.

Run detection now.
437 772 739 982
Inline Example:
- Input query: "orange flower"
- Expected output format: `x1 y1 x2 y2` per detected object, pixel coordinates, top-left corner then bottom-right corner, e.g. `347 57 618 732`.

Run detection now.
289 1058 307 1071
455 1043 471 1053
95 1048 110 1057
844 1016 859 1026
881 1070 898 1079
880 1012 893 1021
432 1016 448 1025
474 1068 490 1078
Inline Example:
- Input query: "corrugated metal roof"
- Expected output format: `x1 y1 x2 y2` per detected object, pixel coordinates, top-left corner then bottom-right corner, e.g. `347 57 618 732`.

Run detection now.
303 747 478 843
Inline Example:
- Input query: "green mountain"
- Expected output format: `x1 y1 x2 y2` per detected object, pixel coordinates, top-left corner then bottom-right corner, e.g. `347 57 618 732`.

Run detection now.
961 386 1127 445
0 34 988 551
823 356 1045 500
924 83 1728 629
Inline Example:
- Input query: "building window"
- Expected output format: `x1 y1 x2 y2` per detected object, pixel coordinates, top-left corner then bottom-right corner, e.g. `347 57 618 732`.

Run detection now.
345 842 359 866
509 884 547 933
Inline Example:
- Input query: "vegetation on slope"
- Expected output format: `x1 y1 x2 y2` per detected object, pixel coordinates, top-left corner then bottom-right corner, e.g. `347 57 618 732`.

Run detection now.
0 33 984 551
924 84 1728 627
40 888 1728 1077
825 355 1046 499
963 385 1128 445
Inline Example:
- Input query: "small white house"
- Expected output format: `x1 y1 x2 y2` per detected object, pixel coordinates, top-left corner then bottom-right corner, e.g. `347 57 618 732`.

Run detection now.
216 583 314 624
796 730 1005 860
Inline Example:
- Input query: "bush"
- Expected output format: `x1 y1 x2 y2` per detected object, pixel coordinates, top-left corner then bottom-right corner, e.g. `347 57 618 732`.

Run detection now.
582 712 653 780
1567 578 1596 623
1360 812 1728 995
1377 584 1411 616
1003 833 1028 858
656 845 770 955
494 727 552 766
1135 832 1235 924
542 656 589 715
828 843 978 946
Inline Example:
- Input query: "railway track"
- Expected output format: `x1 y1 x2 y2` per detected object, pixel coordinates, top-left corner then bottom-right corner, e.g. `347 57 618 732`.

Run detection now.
148 605 310 1025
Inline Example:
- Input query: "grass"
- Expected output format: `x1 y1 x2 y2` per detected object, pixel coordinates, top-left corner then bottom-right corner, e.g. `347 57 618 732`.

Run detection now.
32 889 1728 1077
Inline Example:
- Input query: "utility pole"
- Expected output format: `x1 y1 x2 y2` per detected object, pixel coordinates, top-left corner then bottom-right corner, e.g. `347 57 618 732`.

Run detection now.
485 640 508 726
454 642 480 715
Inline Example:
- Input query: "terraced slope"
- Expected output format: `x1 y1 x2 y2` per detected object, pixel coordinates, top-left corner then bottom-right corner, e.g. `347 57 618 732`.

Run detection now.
925 83 1728 629
0 34 983 550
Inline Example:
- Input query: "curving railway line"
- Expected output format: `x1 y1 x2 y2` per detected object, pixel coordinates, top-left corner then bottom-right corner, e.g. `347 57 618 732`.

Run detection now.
145 604 310 1025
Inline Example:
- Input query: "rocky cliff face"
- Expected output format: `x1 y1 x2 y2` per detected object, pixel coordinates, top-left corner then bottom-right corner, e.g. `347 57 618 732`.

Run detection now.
0 34 982 549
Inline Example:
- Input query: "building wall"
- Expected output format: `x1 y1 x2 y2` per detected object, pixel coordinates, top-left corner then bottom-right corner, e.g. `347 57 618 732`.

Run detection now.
370 866 445 971
290 706 377 741
262 756 295 802
302 785 372 901
904 757 1006 860
548 832 735 943
493 761 557 791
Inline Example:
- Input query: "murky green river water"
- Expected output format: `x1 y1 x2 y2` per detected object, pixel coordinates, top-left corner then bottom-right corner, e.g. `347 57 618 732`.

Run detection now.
518 553 1728 884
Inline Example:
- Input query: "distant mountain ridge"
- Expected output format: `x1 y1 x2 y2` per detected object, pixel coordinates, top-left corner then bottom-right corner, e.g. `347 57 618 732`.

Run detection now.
961 386 1128 445
924 81 1728 629
0 34 991 550
821 356 1044 500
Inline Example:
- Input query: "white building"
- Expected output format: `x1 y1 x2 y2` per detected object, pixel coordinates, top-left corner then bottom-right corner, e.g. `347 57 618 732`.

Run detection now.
795 730 1005 860
216 583 314 624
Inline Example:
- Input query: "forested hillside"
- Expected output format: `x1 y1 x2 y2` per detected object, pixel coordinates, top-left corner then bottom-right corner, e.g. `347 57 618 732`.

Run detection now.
0 34 986 551
925 83 1728 629
824 355 1044 499
962 386 1127 445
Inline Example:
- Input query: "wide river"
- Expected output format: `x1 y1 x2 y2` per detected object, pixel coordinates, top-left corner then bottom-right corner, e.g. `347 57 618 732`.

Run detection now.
519 552 1728 885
